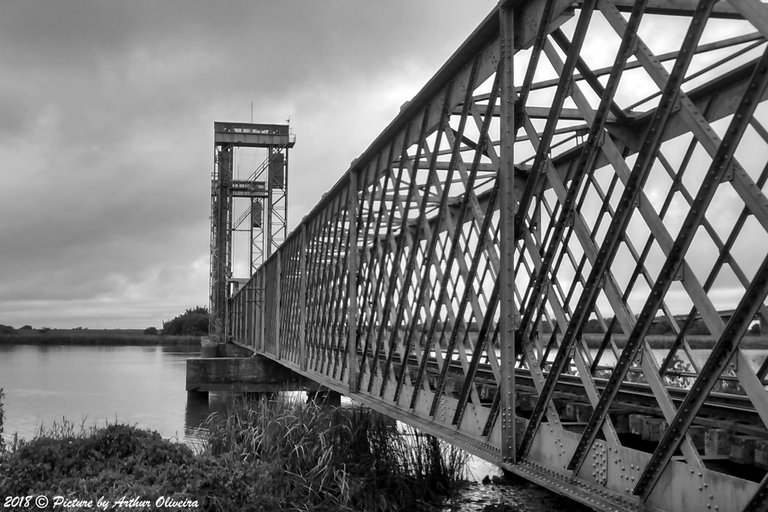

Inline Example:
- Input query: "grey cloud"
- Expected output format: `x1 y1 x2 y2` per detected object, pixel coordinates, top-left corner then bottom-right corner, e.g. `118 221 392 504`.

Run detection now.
0 0 497 327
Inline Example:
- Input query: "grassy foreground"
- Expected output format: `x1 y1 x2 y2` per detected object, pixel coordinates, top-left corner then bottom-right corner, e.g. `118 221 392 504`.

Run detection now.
0 393 467 511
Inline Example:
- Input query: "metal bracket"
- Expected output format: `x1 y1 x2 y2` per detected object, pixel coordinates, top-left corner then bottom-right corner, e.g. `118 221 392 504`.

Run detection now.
597 129 607 147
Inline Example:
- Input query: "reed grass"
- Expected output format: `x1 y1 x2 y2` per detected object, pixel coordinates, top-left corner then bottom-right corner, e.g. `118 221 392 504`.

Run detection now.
0 393 468 511
203 394 468 511
0 389 4 453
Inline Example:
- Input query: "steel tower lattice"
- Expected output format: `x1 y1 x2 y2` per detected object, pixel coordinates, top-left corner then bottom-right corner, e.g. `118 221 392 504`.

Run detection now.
209 122 294 340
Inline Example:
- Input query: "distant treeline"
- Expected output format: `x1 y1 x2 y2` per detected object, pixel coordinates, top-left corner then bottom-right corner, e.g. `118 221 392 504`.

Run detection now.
543 315 762 335
0 306 210 344
0 306 210 339
0 328 199 345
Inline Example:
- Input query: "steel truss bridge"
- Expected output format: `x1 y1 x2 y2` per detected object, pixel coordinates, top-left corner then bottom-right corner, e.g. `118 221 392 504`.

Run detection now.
225 1 768 510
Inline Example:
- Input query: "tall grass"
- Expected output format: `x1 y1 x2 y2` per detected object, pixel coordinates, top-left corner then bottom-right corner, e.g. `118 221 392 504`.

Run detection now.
203 394 468 511
0 393 467 511
0 388 4 453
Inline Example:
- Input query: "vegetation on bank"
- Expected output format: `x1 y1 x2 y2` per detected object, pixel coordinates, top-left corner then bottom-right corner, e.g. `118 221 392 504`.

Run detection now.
0 389 5 454
162 306 209 336
0 394 467 511
0 327 199 345
204 396 467 511
0 305 211 344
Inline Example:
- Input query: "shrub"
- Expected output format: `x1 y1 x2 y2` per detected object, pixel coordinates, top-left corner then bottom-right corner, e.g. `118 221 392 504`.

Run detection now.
0 423 220 506
0 400 468 511
162 307 209 336
143 326 158 335
0 325 14 335
663 354 693 388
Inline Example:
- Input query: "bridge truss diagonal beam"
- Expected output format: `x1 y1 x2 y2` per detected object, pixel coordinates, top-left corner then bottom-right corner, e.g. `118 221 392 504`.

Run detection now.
224 1 768 511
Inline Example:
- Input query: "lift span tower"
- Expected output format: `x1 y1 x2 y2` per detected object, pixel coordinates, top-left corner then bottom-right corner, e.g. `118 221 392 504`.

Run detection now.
209 121 295 339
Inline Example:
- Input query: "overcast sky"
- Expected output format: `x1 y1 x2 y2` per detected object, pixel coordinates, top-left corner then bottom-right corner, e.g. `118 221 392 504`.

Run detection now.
0 1 498 329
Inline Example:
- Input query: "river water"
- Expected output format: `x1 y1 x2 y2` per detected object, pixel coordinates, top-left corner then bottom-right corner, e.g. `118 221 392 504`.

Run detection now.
0 342 583 511
0 343 206 444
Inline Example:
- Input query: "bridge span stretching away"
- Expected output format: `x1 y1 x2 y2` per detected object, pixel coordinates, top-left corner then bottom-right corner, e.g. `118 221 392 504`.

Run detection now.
213 1 768 510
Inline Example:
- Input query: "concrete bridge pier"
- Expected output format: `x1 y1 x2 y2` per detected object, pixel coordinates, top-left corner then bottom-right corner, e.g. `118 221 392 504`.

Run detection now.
187 388 210 400
306 388 342 406
186 339 318 397
242 391 277 402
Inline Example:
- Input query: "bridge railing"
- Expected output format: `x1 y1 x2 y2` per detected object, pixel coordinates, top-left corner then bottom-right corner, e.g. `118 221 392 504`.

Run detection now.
229 2 768 511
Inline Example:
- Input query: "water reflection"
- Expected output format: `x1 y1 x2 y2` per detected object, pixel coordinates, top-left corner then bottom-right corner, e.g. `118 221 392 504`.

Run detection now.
183 391 236 444
0 342 202 444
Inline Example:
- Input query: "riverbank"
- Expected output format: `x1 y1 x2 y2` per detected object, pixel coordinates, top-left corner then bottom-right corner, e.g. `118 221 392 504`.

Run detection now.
0 329 200 345
0 395 469 512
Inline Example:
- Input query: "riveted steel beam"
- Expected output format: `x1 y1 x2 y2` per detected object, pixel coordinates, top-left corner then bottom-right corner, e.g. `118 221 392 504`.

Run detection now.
565 0 726 474
513 0 598 243
409 56 482 409
368 103 431 393
221 1 768 510
632 44 768 499
346 170 360 390
517 0 668 459
429 95 500 415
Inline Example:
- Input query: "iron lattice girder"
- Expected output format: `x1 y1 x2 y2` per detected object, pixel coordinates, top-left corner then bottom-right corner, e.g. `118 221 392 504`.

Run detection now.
427 59 768 238
492 56 768 209
517 0 653 458
524 0 756 472
223 1 768 511
574 24 768 483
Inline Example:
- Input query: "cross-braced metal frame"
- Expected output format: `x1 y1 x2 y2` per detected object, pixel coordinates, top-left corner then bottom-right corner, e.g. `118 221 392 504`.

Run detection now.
228 1 768 510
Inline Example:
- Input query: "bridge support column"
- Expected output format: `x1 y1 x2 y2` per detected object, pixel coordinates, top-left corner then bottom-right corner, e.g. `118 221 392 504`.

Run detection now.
187 389 209 400
307 388 342 407
298 224 308 371
186 341 317 394
347 169 359 391
499 0 517 463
